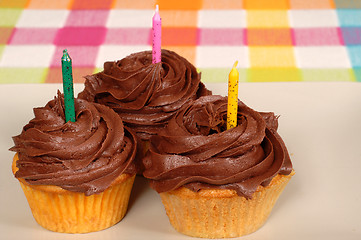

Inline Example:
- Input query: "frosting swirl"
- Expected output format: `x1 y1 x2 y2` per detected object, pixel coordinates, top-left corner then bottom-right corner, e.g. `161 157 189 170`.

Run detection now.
143 95 293 199
10 92 137 196
78 49 211 140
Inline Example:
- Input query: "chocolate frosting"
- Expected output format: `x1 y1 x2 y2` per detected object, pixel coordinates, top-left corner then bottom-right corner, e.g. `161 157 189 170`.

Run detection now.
143 95 293 199
78 49 211 141
10 92 137 196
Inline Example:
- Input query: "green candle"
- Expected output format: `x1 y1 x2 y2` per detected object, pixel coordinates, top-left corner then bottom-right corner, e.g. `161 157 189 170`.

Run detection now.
61 49 76 122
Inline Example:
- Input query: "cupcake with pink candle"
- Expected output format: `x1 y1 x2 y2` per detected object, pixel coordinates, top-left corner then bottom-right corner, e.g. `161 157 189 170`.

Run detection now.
78 6 211 173
78 49 211 173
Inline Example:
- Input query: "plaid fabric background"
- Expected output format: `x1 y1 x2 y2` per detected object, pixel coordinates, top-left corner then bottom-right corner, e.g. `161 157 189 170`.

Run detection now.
0 0 360 83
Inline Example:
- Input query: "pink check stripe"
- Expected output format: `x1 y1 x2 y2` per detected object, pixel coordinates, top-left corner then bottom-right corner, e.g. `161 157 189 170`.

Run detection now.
9 28 58 45
54 27 107 46
198 28 246 46
292 28 343 46
104 28 151 45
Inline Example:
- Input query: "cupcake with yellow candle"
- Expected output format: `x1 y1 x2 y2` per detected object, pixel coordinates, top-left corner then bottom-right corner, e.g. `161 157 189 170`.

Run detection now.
10 92 137 233
78 49 211 173
143 95 294 238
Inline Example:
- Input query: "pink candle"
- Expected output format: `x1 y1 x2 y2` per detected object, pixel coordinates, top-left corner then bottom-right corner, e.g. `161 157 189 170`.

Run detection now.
152 5 161 64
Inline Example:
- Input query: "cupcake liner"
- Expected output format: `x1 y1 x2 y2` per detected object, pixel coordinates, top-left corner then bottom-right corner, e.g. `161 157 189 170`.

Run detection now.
12 154 135 233
159 172 294 238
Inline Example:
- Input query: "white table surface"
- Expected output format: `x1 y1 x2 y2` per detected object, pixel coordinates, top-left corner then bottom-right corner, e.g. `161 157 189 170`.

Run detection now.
0 82 360 240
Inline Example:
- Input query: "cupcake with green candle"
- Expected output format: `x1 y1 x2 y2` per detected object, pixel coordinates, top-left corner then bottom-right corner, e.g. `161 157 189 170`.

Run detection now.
143 95 294 238
10 50 138 233
10 92 137 233
78 49 211 173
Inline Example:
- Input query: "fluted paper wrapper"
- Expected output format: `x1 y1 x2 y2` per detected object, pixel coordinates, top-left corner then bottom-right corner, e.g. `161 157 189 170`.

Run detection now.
159 172 294 238
12 155 135 233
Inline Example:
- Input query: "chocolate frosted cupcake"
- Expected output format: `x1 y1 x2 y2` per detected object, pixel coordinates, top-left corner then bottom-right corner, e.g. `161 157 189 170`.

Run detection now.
143 95 294 238
78 49 211 172
10 92 137 233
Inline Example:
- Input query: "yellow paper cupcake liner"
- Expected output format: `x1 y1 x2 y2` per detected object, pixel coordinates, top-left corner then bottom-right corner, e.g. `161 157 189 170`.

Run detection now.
160 172 294 238
12 154 135 233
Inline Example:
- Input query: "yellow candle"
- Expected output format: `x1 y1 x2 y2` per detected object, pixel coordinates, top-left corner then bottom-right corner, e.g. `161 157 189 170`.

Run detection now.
227 61 239 129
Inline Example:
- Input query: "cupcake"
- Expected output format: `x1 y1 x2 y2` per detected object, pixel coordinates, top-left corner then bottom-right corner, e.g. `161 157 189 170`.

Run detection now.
143 95 294 238
10 91 137 233
78 49 211 173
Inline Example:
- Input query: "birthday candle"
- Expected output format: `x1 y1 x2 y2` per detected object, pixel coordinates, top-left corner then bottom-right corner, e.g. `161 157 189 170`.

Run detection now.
61 49 76 122
152 5 162 64
227 61 239 130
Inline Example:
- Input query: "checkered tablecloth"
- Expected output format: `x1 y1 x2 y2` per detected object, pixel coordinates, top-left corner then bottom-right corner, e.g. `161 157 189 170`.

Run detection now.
0 0 360 84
